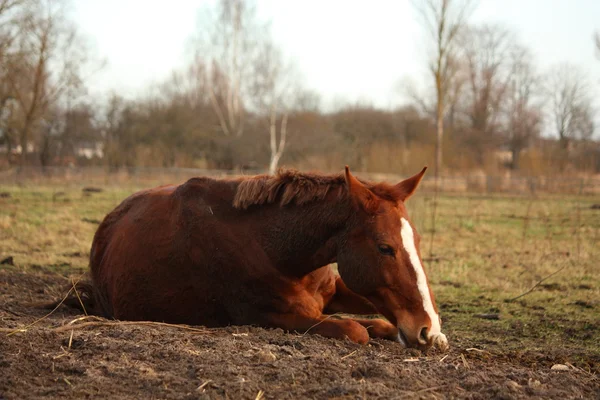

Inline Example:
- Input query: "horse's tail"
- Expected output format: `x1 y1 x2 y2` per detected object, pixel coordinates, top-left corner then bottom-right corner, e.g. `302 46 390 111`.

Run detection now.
33 280 113 318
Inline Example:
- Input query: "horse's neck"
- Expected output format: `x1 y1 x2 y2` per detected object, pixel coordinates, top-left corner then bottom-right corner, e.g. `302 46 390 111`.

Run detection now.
256 197 352 278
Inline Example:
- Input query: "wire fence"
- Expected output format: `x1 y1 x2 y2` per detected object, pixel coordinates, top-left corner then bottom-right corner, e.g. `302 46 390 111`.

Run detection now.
1 165 597 293
1 166 599 195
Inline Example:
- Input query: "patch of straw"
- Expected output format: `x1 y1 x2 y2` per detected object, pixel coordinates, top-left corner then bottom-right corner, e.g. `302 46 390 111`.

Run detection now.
5 275 90 336
466 347 491 355
302 313 343 336
6 286 75 336
196 380 213 391
71 276 87 316
340 350 358 360
460 353 470 369
53 316 213 334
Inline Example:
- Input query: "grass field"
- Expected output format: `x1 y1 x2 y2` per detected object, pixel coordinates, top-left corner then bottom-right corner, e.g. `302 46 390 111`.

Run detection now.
1 184 599 352
1 181 599 398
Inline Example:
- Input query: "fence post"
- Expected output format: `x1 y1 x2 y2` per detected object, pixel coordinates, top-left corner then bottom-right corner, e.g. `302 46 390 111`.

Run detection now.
528 177 536 196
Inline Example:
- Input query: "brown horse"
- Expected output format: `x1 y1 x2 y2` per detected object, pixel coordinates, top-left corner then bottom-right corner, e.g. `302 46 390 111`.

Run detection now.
76 166 448 350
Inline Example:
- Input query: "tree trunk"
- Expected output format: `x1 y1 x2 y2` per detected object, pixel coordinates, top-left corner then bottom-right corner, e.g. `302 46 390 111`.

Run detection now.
269 110 288 175
558 137 570 172
3 127 14 166
19 125 30 166
39 132 51 168
269 152 282 175
511 147 520 170
435 100 444 181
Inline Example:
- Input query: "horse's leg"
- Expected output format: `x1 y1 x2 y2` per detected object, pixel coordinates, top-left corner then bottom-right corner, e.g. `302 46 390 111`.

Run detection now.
324 276 399 341
324 276 380 315
262 292 370 344
347 318 398 341
265 311 370 344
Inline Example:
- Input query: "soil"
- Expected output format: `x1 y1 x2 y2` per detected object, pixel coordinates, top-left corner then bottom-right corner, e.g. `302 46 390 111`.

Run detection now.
1 268 599 400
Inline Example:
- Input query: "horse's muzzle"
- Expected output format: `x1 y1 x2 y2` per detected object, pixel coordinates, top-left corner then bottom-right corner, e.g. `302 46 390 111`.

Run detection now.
396 329 449 352
429 332 449 351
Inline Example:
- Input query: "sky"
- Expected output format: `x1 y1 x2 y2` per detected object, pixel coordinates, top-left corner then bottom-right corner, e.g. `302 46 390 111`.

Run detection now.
73 0 600 112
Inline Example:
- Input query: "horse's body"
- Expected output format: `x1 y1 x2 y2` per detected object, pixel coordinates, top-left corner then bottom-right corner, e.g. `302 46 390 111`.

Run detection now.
82 168 448 350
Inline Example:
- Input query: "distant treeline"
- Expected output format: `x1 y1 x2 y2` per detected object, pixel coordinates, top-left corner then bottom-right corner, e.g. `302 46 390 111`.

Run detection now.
0 0 598 176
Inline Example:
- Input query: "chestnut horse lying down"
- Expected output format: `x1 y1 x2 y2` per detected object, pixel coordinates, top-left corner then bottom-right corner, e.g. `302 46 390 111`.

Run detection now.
69 166 448 351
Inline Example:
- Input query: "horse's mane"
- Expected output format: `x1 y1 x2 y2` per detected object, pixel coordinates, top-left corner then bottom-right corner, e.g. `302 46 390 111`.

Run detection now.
233 169 397 209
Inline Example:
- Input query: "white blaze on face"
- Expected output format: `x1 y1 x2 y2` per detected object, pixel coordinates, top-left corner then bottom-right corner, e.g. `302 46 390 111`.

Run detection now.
400 217 448 349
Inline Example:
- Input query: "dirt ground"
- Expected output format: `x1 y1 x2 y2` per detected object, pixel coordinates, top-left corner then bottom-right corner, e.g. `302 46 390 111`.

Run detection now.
1 268 599 400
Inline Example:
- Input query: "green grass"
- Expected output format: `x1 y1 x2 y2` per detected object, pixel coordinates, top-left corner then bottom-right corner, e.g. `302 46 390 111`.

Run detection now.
1 183 599 361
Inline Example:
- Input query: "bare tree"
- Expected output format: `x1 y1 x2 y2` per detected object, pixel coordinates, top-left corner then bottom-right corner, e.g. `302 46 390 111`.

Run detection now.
413 0 477 179
0 0 27 161
400 77 434 118
154 60 209 112
458 24 515 165
251 39 309 174
100 93 128 169
0 0 23 60
193 0 308 172
504 45 542 170
3 0 94 165
6 1 54 165
194 0 266 138
595 31 600 59
545 64 595 168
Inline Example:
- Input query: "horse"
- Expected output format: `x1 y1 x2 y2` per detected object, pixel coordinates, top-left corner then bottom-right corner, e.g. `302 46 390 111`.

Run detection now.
71 166 448 350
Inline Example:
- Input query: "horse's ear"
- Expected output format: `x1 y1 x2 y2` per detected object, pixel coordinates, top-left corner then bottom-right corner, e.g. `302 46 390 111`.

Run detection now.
345 166 378 213
394 166 427 202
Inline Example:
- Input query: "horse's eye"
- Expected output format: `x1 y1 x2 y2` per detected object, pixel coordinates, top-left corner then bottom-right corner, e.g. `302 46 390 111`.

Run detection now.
378 244 395 256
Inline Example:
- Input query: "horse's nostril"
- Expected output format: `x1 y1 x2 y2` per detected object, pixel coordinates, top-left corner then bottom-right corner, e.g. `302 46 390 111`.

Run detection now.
419 327 429 344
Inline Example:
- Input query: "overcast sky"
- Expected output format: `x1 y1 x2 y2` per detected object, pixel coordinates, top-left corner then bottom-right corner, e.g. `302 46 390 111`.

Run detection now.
74 0 600 112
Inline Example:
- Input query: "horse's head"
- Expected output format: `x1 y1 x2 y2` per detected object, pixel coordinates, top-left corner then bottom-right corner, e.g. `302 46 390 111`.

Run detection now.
336 166 448 351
